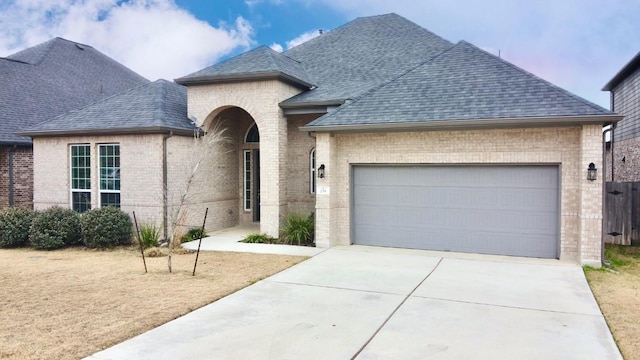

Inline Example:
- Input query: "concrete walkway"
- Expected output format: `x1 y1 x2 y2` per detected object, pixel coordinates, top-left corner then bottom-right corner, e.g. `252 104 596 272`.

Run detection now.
181 224 325 257
87 246 621 359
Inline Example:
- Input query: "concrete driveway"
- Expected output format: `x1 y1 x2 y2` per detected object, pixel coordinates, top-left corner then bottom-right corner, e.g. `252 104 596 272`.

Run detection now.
87 246 621 359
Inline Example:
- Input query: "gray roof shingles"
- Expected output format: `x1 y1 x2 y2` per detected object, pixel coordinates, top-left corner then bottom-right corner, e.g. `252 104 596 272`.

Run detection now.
19 79 196 136
176 45 314 88
0 37 148 145
306 41 613 128
282 13 453 105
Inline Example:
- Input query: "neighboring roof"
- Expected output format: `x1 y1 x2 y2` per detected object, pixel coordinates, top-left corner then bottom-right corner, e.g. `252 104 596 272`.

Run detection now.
0 37 148 145
175 45 314 89
281 13 453 107
603 51 640 91
19 80 196 137
303 41 619 131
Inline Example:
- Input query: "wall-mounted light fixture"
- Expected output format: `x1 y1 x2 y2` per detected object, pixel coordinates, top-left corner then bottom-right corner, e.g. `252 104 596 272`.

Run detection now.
587 163 597 181
317 164 325 178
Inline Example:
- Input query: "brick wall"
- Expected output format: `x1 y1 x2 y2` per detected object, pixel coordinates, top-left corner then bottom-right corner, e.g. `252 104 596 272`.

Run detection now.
315 125 604 264
0 145 33 209
33 134 165 233
286 114 320 215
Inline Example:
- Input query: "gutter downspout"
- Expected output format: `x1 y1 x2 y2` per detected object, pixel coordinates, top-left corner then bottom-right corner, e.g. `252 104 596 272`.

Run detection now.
162 131 173 241
8 146 15 206
602 124 614 266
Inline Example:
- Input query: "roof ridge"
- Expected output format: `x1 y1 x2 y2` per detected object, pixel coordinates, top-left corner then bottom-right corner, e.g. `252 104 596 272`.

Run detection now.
458 40 610 113
153 80 167 126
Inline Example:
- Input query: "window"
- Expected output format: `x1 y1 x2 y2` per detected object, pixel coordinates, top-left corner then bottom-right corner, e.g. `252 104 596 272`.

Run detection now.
244 150 251 211
310 148 316 194
245 123 259 143
99 144 120 207
70 145 91 213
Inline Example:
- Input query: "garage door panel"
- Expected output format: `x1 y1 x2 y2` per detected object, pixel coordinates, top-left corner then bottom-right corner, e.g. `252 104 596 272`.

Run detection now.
355 185 557 212
353 166 559 259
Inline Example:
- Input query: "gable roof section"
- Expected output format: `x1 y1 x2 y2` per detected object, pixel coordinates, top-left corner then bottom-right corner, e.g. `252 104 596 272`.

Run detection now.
175 45 314 89
303 41 619 131
603 50 640 91
0 37 148 145
280 13 453 107
19 80 196 137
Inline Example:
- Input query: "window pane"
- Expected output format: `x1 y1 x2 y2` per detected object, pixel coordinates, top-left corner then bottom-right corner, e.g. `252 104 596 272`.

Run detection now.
72 192 91 213
244 151 251 210
100 193 120 208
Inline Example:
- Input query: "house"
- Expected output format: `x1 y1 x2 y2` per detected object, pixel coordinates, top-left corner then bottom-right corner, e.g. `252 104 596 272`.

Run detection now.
23 14 620 265
0 37 148 209
603 51 640 181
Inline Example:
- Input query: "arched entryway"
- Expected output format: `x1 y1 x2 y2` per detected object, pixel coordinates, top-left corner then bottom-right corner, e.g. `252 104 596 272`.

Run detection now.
204 106 261 226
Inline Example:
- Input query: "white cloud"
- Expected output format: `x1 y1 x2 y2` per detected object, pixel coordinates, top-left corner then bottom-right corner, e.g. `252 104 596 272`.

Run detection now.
309 0 640 108
285 29 320 49
269 29 321 53
270 42 283 52
0 0 255 80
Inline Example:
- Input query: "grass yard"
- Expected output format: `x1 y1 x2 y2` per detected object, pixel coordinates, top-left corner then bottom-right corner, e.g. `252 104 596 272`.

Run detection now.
0 247 307 360
585 244 640 360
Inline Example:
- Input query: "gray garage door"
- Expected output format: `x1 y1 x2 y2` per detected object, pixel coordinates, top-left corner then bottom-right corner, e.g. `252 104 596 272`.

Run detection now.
352 165 559 258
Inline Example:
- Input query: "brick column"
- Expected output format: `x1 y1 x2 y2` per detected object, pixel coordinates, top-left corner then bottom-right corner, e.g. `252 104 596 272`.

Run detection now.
314 132 337 248
257 109 288 237
579 124 604 266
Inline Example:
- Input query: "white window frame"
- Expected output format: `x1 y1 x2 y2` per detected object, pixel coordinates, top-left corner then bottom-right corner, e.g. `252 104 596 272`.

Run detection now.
310 148 316 194
70 144 91 213
244 150 251 211
99 144 121 208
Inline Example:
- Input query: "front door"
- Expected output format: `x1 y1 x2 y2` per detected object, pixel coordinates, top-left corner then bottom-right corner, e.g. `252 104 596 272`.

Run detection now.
253 149 260 222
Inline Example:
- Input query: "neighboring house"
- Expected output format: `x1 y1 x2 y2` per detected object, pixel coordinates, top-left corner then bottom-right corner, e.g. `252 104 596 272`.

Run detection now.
22 14 620 265
603 51 640 181
0 37 148 209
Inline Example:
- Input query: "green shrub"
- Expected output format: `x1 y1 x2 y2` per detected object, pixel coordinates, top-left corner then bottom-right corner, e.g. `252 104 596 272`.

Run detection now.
82 207 133 248
138 221 160 249
29 206 81 250
281 212 314 246
0 207 35 247
181 227 207 243
242 233 277 244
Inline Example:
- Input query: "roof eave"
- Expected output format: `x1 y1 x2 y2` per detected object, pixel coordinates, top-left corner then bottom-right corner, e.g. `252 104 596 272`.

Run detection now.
17 126 198 138
300 114 624 133
603 51 640 91
175 71 314 89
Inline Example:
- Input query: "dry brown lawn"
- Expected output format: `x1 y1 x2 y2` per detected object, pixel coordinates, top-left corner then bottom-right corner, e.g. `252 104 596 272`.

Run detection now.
585 244 640 360
0 247 307 360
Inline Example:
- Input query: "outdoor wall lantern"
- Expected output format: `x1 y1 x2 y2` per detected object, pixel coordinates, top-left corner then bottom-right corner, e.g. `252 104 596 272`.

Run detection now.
587 162 597 181
318 164 325 178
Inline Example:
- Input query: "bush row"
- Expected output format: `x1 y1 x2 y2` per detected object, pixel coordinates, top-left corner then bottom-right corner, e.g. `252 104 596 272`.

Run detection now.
0 206 132 250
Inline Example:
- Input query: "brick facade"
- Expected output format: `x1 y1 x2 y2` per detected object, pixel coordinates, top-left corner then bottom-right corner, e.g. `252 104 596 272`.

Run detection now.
315 125 604 265
0 145 33 209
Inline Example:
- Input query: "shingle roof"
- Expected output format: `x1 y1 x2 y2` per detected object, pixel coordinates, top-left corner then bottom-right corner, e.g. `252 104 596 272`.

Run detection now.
603 50 640 91
281 13 453 106
304 41 616 130
175 45 314 88
19 80 196 136
0 37 148 145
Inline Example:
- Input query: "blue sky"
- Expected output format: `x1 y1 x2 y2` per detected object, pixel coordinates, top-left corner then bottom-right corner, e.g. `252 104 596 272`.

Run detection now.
1 0 639 108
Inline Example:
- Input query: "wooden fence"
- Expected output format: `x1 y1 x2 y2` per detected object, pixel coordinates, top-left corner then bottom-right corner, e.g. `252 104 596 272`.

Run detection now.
604 182 640 245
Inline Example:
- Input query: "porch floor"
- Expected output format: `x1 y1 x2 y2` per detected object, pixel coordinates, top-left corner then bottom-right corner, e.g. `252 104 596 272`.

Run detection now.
181 223 324 257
